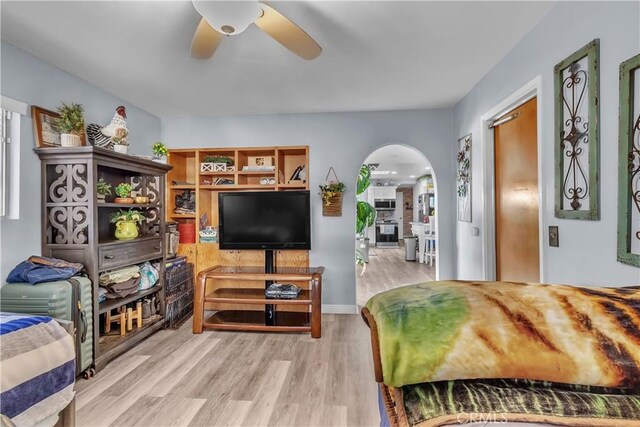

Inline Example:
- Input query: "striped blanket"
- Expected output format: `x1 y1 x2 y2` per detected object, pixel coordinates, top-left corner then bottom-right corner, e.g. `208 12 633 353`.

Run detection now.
396 379 640 426
0 313 75 426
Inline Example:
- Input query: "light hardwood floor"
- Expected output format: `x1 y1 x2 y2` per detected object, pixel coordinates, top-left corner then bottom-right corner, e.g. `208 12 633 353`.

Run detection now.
75 314 379 427
357 245 435 306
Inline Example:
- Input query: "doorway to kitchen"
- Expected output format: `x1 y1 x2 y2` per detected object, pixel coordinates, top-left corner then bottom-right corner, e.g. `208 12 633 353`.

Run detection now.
356 144 437 307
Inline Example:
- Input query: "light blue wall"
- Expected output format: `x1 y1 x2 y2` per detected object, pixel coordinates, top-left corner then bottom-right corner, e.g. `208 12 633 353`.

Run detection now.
0 42 161 280
454 1 640 285
162 110 456 308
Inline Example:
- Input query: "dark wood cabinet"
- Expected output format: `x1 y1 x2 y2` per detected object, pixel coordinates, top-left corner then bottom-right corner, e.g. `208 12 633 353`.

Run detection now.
35 146 172 371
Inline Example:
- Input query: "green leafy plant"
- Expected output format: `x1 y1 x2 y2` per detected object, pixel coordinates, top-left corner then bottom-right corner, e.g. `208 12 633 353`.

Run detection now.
109 209 145 224
356 198 376 235
357 164 372 195
356 165 376 270
203 155 234 166
115 183 133 198
55 102 85 135
96 177 112 196
152 141 168 157
319 182 345 206
356 165 376 234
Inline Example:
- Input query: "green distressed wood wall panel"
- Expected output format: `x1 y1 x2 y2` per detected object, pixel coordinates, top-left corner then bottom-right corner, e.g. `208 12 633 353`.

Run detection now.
617 53 640 268
554 39 600 220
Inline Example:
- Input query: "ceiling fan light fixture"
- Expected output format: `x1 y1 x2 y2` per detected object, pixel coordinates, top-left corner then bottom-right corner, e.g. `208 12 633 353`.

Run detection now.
221 25 235 35
192 0 262 35
190 0 322 60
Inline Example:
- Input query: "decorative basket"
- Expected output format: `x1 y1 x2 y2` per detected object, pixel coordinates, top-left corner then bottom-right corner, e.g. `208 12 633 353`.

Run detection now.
200 162 228 173
321 166 344 217
322 193 343 217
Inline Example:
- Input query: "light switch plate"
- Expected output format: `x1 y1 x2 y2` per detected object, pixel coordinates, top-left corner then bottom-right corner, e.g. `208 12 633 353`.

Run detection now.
549 226 559 247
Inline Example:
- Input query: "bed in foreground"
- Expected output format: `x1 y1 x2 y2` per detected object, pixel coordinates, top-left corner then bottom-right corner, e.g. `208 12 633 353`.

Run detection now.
362 281 640 426
0 313 76 427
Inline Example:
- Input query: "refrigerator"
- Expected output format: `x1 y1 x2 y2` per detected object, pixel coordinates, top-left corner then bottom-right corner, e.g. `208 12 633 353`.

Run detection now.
418 193 436 220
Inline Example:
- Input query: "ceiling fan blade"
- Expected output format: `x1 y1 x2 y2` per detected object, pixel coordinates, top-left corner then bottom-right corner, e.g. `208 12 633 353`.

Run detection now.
255 3 322 60
191 17 223 59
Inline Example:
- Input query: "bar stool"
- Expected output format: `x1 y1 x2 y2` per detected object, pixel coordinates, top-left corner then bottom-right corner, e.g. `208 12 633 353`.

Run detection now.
424 217 436 267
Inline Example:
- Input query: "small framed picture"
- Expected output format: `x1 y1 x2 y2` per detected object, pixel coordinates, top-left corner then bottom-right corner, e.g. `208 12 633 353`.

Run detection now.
32 106 62 148
248 156 273 166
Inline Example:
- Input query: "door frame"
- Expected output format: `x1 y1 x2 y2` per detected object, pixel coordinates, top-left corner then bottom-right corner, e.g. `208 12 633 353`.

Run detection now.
356 143 440 279
479 76 546 282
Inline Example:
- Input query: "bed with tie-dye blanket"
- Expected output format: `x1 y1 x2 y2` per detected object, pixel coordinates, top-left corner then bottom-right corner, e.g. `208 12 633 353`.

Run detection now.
0 312 76 427
362 281 640 426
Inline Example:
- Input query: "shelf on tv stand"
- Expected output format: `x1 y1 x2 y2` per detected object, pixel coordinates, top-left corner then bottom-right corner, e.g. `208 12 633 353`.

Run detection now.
205 288 312 305
204 310 310 333
194 265 324 338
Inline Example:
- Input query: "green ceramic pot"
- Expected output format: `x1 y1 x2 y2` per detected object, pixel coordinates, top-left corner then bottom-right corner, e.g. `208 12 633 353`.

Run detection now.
115 220 139 240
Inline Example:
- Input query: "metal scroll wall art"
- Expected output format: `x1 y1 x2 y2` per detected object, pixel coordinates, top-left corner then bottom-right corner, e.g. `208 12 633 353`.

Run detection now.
457 134 472 223
554 39 600 220
617 53 640 267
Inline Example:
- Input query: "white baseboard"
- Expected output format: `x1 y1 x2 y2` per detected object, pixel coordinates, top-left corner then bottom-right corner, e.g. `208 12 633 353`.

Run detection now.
321 304 359 314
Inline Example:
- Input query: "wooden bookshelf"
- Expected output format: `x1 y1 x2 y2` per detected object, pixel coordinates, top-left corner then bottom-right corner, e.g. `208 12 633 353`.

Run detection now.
166 146 310 317
35 146 171 372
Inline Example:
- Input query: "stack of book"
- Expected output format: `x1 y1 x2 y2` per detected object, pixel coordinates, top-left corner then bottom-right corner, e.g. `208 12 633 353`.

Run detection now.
265 283 301 299
202 178 234 185
242 165 276 172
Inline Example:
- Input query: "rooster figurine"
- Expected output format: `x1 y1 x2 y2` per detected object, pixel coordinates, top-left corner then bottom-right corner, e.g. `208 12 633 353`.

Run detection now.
86 106 128 149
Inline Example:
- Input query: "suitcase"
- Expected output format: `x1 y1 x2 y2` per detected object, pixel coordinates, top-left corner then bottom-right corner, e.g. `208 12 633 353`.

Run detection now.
0 277 94 376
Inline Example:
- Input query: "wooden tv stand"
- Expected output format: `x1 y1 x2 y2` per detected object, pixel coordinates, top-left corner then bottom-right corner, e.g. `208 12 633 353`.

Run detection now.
193 265 324 338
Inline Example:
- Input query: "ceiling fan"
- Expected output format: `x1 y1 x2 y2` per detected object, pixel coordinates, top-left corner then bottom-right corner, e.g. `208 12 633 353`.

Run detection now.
190 1 322 60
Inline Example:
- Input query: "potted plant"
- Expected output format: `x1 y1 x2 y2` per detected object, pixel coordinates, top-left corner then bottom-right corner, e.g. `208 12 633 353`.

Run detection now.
112 128 129 154
96 177 112 203
356 165 376 268
55 102 85 147
114 182 134 204
110 209 145 240
201 155 234 172
152 141 168 163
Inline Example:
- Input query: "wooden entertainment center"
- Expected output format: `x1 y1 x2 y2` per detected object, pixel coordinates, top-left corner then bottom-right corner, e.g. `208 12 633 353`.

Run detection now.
166 146 323 336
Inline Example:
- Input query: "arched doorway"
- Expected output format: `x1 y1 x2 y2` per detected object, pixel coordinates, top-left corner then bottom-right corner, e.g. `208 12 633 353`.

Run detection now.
356 144 438 306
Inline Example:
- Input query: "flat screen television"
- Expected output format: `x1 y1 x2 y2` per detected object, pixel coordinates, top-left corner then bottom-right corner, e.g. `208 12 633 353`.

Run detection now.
218 191 311 250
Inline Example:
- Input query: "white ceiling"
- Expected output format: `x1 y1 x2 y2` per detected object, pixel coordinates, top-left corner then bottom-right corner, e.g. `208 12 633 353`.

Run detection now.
1 1 555 118
364 144 430 184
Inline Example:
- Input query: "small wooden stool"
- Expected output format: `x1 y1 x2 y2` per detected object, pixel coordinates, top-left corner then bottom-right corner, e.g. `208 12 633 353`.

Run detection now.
127 302 143 331
105 308 126 336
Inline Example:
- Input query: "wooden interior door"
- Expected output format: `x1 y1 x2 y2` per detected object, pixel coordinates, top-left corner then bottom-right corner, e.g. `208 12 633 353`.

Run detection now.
494 97 540 282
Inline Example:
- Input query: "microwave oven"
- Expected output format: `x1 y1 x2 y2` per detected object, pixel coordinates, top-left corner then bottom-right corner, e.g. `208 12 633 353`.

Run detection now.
374 199 396 210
